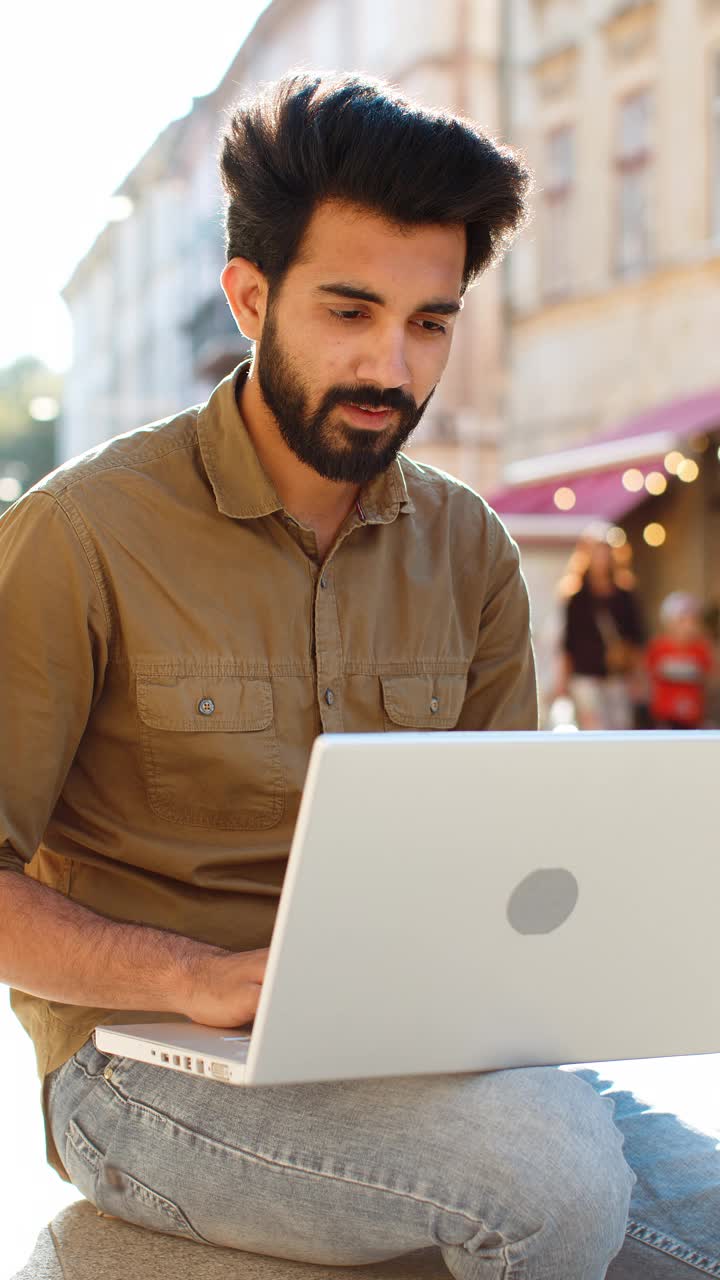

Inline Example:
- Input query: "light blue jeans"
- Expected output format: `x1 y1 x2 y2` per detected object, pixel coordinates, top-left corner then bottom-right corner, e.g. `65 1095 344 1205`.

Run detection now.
47 1040 719 1278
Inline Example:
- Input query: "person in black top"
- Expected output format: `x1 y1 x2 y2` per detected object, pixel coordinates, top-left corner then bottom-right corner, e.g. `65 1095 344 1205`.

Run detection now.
556 531 646 729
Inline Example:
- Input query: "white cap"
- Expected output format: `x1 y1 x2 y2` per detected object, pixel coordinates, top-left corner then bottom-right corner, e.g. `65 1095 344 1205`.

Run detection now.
660 591 700 624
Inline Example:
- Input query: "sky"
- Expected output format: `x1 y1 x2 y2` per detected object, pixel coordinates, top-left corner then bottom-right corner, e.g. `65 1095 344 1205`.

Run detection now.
1 0 271 374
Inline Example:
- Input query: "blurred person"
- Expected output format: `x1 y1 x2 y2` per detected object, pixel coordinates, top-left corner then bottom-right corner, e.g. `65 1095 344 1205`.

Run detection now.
556 531 646 730
0 72 717 1280
647 591 714 730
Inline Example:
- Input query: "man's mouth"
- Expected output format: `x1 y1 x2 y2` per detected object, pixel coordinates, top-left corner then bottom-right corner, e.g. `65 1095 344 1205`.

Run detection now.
339 402 396 429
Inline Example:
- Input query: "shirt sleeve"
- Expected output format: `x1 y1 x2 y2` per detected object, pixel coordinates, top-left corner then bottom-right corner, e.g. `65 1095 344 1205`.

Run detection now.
0 490 110 873
457 512 538 731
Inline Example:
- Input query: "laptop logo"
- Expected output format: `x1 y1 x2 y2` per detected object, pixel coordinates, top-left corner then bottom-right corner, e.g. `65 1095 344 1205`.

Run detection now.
507 868 579 935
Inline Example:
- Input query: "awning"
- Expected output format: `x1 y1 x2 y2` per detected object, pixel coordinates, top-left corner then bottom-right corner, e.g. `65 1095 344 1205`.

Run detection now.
488 387 720 542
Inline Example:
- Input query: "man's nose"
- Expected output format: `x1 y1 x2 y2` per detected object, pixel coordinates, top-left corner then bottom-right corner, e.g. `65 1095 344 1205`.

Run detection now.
354 331 411 391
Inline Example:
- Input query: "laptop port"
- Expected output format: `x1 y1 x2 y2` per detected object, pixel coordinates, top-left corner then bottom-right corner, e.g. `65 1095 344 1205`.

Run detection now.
184 1057 192 1070
160 1053 170 1063
195 1058 205 1074
172 1055 181 1066
209 1061 231 1082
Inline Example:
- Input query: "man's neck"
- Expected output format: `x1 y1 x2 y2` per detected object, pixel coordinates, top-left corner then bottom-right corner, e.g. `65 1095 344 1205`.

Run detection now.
238 369 359 538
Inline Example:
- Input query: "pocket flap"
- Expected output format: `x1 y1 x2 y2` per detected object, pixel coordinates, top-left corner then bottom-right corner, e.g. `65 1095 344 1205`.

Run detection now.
381 673 467 729
137 674 273 732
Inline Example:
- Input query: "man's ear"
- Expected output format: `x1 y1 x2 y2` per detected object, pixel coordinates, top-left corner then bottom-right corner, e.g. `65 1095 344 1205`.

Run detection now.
220 258 269 342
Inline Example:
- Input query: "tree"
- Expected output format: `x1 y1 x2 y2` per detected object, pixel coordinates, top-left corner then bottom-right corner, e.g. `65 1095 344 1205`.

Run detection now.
0 357 61 510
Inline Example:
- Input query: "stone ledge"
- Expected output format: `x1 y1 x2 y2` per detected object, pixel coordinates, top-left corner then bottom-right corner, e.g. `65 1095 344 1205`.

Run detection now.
12 1199 451 1280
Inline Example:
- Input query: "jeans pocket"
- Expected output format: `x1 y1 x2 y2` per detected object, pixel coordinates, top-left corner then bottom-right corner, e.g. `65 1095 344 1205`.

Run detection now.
64 1117 208 1243
63 1117 102 1205
96 1165 209 1243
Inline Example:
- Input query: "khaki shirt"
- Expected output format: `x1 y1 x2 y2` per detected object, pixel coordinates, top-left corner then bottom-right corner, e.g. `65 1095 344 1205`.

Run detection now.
0 361 537 1177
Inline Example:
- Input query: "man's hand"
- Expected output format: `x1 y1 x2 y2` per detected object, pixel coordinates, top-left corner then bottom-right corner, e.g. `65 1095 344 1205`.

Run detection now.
180 946 269 1028
0 871 270 1026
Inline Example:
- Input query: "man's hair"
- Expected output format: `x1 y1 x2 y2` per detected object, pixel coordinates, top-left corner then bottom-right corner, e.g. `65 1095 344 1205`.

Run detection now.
219 72 532 291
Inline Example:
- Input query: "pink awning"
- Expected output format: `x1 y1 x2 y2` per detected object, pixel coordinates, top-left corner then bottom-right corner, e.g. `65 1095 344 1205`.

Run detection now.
488 387 720 540
595 387 720 446
490 461 664 522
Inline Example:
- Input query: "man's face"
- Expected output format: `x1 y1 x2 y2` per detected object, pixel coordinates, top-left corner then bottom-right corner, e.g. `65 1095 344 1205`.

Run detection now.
255 199 465 485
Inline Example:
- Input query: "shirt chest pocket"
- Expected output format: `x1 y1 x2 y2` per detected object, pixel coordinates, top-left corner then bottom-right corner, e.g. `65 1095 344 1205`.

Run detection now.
136 669 284 830
380 673 468 731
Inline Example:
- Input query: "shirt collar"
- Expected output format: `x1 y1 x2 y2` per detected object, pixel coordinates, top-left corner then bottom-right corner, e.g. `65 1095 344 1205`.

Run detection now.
196 360 415 523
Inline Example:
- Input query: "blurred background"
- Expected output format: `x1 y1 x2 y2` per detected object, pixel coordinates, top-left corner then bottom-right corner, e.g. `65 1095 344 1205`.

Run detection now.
4 0 720 719
2 0 719 1272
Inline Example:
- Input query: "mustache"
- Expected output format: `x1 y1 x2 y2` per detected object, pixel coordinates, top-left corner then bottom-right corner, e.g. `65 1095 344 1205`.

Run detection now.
320 385 417 414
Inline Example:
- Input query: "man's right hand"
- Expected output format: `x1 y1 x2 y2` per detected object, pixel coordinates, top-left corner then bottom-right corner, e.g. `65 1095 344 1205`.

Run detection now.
180 945 270 1029
0 871 271 1029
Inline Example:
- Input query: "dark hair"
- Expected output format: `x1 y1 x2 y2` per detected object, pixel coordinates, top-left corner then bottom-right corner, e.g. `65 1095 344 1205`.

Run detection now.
219 71 532 291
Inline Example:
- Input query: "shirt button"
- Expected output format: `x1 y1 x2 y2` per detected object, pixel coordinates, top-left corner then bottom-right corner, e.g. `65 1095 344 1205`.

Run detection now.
324 688 335 706
103 1064 114 1081
198 697 215 716
319 575 327 590
430 697 440 714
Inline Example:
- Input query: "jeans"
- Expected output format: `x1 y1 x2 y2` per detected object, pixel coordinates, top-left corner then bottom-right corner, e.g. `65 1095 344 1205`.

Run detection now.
47 1040 718 1278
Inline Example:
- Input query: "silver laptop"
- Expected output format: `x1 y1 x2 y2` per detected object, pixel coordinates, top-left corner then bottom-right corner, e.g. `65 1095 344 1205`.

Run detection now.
95 730 720 1085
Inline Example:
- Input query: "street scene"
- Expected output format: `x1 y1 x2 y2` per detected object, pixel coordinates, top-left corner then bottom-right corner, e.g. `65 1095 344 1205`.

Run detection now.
2 0 720 1276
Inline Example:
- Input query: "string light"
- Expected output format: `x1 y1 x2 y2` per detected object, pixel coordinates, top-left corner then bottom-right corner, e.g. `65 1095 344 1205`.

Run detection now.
643 522 666 547
677 458 699 482
645 471 667 495
664 451 684 475
553 486 576 510
622 468 645 492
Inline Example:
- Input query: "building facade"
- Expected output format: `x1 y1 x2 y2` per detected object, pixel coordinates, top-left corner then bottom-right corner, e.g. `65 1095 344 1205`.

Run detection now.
60 0 507 492
492 0 720 701
60 0 720 709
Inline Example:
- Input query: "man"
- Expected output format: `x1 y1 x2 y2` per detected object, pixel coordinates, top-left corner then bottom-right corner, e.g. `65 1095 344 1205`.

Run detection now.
0 73 716 1278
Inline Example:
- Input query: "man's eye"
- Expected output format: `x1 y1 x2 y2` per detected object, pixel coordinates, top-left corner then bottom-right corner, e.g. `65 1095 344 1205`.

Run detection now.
416 319 448 335
330 309 365 321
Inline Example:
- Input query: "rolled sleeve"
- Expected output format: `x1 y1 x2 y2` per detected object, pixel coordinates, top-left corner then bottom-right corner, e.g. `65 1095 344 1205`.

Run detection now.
0 490 110 867
458 511 538 732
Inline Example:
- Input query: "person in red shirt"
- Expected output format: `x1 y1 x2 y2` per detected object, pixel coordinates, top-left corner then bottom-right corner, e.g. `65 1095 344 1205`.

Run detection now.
647 591 714 729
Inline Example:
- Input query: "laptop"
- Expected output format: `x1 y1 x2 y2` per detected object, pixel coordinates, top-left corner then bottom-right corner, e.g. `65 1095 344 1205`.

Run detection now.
95 730 720 1084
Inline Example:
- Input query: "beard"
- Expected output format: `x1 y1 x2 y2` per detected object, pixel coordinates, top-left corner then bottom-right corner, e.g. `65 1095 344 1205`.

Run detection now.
256 304 435 485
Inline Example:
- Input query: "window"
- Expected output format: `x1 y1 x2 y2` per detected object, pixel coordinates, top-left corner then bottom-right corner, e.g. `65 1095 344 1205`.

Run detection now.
615 89 653 275
543 125 575 297
712 51 720 241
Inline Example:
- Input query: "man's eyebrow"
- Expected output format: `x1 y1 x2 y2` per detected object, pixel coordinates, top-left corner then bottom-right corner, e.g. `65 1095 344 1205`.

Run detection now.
315 282 462 315
316 282 385 305
417 298 463 316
